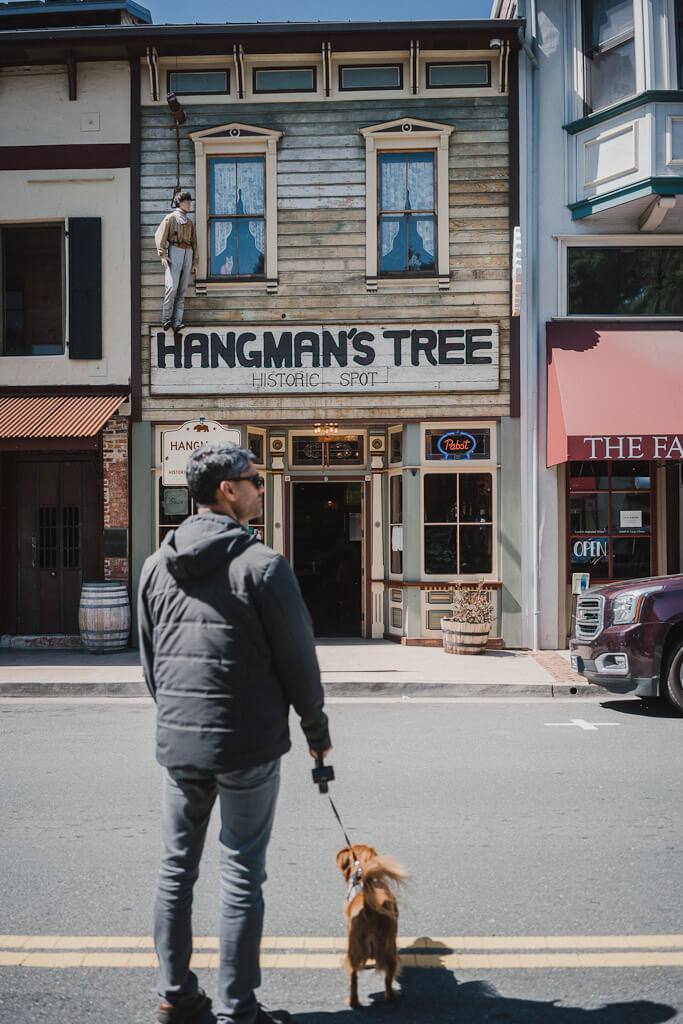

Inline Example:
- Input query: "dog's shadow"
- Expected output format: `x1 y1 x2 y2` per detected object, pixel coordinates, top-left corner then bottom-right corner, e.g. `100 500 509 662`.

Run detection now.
291 938 677 1024
193 940 677 1024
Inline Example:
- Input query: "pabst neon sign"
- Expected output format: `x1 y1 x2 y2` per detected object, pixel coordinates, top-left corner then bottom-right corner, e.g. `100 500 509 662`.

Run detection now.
437 430 477 460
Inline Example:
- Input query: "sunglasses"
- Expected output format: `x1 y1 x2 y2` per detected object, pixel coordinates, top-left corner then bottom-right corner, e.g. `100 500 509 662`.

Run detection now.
232 473 265 489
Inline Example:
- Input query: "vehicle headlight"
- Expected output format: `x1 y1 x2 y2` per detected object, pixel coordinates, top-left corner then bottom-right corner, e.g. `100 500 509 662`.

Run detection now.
611 592 644 625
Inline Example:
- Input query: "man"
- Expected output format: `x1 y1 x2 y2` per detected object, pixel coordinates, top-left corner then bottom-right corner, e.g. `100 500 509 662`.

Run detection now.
155 190 199 332
138 442 331 1024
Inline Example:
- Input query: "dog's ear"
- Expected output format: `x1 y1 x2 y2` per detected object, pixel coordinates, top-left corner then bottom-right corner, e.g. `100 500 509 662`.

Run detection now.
336 847 353 878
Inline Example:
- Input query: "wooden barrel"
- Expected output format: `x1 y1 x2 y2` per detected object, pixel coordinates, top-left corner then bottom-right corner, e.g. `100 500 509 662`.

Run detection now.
78 582 130 653
441 618 490 655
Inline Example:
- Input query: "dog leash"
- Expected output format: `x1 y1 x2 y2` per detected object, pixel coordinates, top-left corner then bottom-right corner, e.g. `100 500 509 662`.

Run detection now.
312 756 362 899
327 792 353 850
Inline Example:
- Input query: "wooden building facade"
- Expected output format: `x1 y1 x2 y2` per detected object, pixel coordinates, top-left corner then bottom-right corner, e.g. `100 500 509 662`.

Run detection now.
132 20 524 643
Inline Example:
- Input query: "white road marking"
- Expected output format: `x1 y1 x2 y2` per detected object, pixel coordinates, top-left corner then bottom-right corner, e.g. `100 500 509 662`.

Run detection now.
545 719 621 731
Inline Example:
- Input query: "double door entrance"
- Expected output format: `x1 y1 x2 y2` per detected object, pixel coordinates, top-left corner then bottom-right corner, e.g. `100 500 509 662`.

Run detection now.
290 480 365 636
1 457 100 635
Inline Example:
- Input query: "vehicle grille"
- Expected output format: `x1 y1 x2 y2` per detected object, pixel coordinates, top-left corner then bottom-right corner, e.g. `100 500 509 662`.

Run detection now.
575 595 605 641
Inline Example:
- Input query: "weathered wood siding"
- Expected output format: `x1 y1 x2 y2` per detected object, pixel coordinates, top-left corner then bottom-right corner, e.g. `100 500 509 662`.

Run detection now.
140 96 510 421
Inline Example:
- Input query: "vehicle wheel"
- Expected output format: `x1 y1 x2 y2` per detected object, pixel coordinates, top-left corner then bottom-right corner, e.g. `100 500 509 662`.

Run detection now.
664 641 683 715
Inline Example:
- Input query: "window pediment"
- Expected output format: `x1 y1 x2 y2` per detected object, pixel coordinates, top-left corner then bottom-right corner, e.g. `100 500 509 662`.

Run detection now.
360 117 454 138
189 122 283 143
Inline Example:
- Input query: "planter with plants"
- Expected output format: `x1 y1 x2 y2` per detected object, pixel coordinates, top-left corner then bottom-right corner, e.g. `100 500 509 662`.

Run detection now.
441 582 493 655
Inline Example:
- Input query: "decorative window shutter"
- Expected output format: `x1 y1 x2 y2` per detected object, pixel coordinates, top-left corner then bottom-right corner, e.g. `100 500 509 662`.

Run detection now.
68 217 102 359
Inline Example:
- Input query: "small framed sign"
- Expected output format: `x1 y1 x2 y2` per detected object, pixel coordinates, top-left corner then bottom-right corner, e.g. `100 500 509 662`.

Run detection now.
572 572 591 595
162 487 189 517
620 510 643 529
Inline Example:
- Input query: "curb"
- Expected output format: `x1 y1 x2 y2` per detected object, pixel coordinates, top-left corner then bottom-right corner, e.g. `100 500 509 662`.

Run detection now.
0 680 607 698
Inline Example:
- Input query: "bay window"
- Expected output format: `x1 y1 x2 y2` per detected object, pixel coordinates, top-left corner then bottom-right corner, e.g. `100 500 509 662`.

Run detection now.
582 0 636 112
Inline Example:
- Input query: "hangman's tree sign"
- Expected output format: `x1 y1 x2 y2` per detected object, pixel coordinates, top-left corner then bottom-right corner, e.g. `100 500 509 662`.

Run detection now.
150 323 499 394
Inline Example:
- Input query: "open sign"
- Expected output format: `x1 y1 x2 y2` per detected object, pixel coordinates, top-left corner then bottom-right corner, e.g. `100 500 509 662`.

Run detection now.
572 538 608 563
437 430 477 460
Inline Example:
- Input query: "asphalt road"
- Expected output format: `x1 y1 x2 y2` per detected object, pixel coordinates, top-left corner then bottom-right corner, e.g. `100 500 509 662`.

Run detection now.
1 695 681 1023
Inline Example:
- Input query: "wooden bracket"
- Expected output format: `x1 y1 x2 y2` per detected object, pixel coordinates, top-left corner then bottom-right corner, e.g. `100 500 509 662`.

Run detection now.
65 51 77 101
146 46 159 102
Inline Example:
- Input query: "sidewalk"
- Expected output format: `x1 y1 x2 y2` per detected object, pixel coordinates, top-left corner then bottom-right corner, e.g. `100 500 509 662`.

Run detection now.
0 640 601 698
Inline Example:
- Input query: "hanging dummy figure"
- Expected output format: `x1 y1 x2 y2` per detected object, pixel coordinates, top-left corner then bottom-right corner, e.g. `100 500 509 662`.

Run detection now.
155 190 198 332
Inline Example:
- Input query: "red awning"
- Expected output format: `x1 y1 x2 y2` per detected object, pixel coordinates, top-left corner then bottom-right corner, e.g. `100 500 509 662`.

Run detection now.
547 323 683 466
0 393 127 442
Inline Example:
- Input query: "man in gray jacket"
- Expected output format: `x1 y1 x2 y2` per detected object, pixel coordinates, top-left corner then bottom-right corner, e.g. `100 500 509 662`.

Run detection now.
138 442 331 1024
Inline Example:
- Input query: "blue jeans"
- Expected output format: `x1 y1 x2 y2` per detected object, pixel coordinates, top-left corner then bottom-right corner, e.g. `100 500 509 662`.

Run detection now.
154 759 281 1024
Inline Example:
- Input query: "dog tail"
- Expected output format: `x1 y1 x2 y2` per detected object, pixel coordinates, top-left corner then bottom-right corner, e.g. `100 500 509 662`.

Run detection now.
362 857 409 918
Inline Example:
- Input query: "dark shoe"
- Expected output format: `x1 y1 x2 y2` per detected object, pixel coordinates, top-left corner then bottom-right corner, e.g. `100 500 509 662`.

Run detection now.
255 1006 294 1024
157 988 208 1023
162 320 173 331
173 322 184 332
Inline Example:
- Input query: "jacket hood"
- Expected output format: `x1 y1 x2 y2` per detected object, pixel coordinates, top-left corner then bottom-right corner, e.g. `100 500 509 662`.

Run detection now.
160 511 255 580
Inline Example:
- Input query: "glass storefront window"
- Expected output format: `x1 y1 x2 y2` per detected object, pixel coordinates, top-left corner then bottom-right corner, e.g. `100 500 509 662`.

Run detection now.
157 478 266 546
390 429 403 464
424 472 493 575
291 435 364 467
569 460 609 490
159 480 195 545
247 431 265 465
390 474 403 574
567 247 683 316
569 460 652 580
424 427 491 461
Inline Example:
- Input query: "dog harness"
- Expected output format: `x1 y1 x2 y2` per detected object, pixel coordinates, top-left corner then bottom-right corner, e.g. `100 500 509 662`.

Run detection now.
346 860 363 903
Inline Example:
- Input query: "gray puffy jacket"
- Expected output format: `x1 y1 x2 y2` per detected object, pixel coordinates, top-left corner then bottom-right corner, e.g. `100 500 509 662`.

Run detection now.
138 510 330 771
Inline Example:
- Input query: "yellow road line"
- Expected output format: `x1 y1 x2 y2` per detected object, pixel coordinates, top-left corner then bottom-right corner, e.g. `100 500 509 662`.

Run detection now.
2 935 683 952
1 936 683 972
1 950 683 970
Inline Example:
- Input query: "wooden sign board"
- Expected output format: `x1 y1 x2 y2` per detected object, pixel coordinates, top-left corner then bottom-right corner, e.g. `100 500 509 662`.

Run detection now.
162 420 242 485
150 323 500 395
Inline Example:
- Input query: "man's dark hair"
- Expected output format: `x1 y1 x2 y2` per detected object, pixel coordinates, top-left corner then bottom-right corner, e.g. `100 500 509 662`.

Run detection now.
171 190 192 208
186 442 256 505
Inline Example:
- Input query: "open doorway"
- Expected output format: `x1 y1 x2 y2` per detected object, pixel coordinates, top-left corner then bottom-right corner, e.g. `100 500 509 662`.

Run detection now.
291 481 363 636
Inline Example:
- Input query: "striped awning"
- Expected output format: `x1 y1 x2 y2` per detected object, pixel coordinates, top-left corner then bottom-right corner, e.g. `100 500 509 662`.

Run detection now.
0 393 127 439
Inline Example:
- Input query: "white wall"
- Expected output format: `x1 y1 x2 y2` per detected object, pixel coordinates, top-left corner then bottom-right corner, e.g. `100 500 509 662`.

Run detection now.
0 62 131 387
1 61 130 146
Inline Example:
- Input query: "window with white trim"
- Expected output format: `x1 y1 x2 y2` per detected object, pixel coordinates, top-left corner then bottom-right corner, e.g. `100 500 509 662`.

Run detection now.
389 473 403 575
190 123 282 289
424 471 494 575
360 118 454 288
557 236 683 317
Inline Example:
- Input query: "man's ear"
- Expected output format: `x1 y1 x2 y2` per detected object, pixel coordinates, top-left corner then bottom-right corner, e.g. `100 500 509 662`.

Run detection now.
217 479 236 501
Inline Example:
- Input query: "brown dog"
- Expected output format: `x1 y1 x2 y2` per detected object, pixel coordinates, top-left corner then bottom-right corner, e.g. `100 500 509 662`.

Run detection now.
335 844 408 1008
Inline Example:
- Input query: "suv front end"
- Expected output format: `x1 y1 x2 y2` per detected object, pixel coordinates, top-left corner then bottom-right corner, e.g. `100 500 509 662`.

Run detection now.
570 585 660 697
